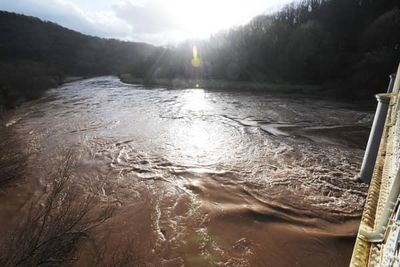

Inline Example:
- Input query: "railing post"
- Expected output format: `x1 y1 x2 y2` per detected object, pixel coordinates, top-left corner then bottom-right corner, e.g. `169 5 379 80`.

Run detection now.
358 74 395 183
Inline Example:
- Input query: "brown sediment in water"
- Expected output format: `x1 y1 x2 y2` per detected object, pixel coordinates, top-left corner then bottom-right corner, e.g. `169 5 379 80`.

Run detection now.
0 77 372 266
206 216 359 267
281 125 370 149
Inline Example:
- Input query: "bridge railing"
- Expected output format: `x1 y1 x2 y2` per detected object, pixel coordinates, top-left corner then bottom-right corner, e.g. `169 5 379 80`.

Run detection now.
350 63 400 267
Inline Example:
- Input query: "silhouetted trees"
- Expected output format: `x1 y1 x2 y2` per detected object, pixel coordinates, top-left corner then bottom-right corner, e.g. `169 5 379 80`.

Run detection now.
1 0 399 110
0 11 160 109
144 0 399 98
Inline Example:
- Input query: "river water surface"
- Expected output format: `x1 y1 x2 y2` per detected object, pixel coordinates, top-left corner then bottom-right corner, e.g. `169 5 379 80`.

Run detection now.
0 77 372 266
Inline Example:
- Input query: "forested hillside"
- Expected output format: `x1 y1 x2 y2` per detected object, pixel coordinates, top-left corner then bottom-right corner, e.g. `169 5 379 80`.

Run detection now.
1 0 399 110
0 11 160 110
148 0 399 98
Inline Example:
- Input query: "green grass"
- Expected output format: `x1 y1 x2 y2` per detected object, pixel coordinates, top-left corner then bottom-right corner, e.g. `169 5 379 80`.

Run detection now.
62 76 85 83
119 73 322 94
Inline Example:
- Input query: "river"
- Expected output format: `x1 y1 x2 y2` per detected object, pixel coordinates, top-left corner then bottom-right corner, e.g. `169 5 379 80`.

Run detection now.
0 76 372 266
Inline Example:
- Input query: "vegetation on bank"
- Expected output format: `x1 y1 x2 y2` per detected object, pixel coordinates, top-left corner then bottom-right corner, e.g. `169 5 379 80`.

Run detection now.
62 76 85 84
0 0 399 110
0 11 159 110
141 0 399 99
0 152 138 266
119 73 322 94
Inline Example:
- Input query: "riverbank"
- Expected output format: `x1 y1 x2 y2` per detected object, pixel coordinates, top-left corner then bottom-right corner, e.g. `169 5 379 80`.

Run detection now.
119 73 322 94
0 76 87 113
62 76 86 84
118 74 380 107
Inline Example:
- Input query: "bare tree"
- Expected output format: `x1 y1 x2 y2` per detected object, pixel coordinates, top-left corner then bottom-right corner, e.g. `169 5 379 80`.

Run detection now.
0 152 114 266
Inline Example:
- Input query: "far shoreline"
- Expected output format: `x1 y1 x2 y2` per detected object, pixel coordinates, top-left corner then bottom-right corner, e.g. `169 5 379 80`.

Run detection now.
118 73 376 108
119 73 322 94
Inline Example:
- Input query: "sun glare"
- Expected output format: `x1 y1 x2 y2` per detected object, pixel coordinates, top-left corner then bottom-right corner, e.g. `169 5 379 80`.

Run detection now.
182 89 208 111
165 0 269 39
191 45 202 68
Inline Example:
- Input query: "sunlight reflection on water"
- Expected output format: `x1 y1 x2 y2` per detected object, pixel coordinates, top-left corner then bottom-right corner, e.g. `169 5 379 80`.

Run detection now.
169 88 224 164
182 88 208 111
0 76 373 266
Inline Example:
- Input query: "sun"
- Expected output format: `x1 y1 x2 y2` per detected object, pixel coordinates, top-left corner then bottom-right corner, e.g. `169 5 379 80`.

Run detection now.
164 0 268 39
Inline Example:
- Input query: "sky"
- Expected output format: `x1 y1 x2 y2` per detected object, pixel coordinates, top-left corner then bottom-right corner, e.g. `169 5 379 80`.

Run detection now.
0 0 297 45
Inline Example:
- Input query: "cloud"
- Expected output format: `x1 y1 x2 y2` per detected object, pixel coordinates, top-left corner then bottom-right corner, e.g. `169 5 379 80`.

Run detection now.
0 0 132 39
0 0 300 45
113 1 178 34
0 0 177 44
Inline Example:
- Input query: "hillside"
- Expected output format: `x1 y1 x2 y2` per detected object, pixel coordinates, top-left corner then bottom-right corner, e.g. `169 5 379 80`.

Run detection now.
144 0 399 99
0 11 160 110
1 0 399 110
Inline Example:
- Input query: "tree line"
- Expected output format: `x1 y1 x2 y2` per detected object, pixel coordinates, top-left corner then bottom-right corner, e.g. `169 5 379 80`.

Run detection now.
145 0 399 98
0 11 161 110
0 0 399 110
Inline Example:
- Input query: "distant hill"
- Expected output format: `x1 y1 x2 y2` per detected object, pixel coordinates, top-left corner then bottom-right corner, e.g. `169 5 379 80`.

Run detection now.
1 0 399 110
0 11 160 110
143 0 399 99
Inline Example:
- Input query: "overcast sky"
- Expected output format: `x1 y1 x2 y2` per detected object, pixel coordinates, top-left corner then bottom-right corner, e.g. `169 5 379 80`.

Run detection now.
0 0 297 45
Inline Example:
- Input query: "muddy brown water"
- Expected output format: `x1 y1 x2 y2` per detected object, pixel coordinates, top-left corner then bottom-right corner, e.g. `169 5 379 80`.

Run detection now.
0 76 372 266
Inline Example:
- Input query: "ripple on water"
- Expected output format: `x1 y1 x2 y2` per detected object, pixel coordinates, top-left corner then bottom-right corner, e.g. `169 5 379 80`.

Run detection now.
0 76 373 266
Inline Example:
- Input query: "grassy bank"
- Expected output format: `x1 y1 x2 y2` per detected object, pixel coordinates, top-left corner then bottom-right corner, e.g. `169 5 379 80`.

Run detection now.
119 74 381 104
119 73 323 95
62 76 85 83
